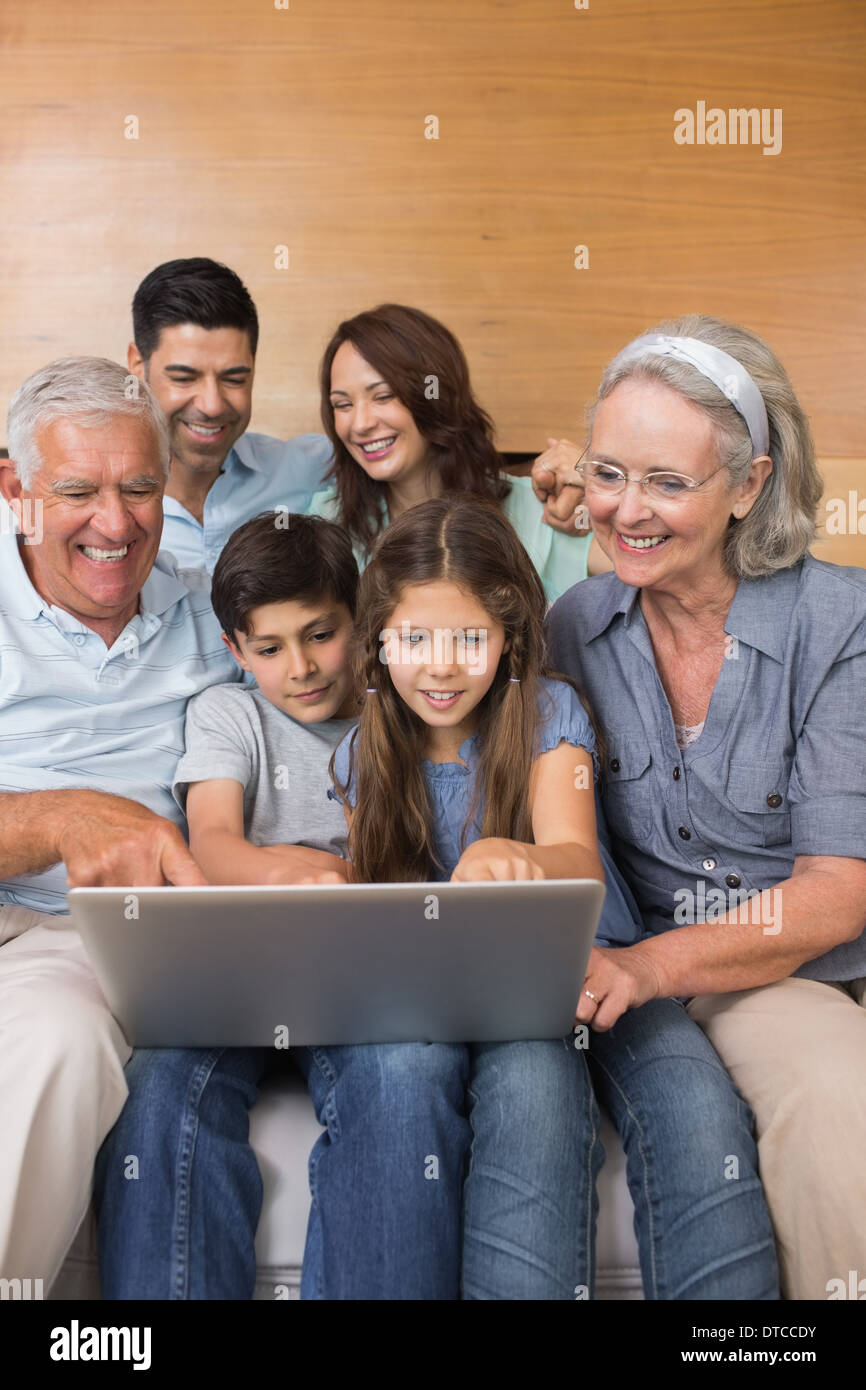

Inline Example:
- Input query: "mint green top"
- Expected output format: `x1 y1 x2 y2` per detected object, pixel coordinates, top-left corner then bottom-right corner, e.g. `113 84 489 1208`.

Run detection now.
305 473 590 603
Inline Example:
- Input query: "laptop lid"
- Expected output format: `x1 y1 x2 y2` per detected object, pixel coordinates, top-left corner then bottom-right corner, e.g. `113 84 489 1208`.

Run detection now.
69 879 605 1047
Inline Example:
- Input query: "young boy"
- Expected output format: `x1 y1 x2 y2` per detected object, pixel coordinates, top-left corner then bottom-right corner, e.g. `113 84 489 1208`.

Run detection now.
174 511 359 886
94 512 360 1299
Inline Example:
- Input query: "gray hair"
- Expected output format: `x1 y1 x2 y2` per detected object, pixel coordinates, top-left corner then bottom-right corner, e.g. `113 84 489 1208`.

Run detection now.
7 356 170 489
587 314 822 578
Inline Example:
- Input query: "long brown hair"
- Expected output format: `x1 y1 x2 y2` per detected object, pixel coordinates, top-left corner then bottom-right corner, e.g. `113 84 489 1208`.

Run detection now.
319 304 510 554
331 497 593 883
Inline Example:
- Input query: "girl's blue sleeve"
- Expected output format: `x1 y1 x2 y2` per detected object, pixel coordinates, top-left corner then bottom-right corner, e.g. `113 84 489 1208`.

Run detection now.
535 678 599 782
536 679 644 947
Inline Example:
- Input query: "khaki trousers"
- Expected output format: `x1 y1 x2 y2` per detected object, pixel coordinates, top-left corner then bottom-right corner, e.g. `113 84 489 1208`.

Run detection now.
0 905 130 1288
688 974 866 1301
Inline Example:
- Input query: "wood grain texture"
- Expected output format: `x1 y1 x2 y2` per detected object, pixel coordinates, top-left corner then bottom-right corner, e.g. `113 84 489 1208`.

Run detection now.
1 0 863 567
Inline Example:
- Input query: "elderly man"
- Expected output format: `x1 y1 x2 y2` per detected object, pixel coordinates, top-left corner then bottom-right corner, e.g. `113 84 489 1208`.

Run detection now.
127 257 333 572
0 357 239 1286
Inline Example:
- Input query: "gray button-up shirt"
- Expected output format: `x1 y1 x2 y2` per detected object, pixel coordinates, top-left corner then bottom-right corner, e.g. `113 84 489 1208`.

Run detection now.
546 555 866 982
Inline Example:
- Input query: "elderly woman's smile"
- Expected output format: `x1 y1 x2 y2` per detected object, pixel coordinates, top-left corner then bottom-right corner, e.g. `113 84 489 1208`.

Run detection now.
585 378 752 596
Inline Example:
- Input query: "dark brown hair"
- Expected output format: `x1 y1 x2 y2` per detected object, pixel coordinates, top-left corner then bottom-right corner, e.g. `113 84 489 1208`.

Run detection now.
332 496 598 883
211 512 358 638
319 303 510 554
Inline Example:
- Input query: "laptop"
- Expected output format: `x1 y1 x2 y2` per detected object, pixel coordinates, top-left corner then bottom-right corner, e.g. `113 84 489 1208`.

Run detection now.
68 879 605 1047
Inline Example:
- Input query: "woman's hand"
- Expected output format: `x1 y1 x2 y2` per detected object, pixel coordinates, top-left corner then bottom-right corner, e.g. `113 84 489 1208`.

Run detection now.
530 438 591 536
451 838 546 882
574 943 664 1031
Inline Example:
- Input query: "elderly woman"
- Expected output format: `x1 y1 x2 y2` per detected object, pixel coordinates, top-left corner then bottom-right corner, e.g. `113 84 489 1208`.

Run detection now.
539 314 866 1300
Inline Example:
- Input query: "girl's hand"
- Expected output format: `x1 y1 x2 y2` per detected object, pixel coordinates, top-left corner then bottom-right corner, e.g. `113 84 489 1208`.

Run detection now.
574 944 663 1032
451 838 545 882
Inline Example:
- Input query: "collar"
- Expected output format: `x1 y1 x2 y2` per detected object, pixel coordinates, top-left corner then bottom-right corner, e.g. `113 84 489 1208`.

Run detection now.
139 550 193 616
161 440 251 518
582 574 642 642
0 532 46 619
723 563 801 661
0 531 189 623
225 434 265 474
582 562 800 663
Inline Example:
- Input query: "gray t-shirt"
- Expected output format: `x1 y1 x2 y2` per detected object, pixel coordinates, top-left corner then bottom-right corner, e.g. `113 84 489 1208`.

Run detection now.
173 683 356 855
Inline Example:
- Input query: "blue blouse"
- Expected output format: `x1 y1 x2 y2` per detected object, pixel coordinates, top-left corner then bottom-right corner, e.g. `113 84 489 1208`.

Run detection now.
546 556 866 982
329 677 643 948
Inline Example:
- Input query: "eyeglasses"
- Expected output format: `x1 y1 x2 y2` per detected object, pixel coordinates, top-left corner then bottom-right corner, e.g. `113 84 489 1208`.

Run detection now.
576 459 728 504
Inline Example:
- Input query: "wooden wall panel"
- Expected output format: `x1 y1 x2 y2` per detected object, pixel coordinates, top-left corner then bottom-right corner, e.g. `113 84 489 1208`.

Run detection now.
1 0 863 565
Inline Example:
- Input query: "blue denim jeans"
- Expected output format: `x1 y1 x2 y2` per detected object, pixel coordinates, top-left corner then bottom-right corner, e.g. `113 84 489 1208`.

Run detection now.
94 1045 271 1299
93 1000 779 1300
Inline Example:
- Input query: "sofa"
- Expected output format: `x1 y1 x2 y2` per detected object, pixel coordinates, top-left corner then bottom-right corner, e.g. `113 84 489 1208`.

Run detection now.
50 1065 644 1300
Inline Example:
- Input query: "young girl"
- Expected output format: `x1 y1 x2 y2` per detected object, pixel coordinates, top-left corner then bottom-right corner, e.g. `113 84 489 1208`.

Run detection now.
306 302 608 595
293 497 779 1300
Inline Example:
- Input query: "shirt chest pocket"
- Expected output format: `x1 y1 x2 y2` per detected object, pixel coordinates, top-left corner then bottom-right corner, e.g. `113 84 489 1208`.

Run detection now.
602 745 654 845
724 760 792 849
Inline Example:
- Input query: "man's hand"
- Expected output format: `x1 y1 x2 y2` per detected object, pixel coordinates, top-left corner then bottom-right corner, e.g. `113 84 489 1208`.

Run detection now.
451 838 545 882
574 943 664 1031
530 438 590 536
56 792 207 888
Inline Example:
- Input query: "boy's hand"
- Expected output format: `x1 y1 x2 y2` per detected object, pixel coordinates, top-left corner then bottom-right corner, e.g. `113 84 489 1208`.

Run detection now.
258 845 349 885
451 838 545 882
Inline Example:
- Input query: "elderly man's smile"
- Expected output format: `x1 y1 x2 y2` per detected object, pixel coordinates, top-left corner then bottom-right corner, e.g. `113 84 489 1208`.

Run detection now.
77 542 134 563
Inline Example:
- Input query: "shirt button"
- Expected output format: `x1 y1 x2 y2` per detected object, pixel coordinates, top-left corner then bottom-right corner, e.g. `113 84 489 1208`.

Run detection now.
72 634 86 646
702 857 717 871
766 793 782 808
678 826 691 840
673 767 681 781
725 872 741 888
609 758 621 773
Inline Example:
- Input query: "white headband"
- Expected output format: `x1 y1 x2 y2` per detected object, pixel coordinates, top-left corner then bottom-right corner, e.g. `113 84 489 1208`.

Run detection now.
612 333 770 457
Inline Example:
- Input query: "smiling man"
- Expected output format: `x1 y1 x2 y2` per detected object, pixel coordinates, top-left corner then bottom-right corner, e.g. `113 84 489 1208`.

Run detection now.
128 258 333 572
0 357 239 1287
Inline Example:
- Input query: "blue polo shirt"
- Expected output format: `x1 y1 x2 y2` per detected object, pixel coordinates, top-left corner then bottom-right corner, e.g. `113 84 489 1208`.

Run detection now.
546 555 866 982
0 534 240 914
162 431 333 572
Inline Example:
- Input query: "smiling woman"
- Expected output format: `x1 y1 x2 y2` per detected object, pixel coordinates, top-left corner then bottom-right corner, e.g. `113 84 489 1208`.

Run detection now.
307 303 596 599
546 313 866 1300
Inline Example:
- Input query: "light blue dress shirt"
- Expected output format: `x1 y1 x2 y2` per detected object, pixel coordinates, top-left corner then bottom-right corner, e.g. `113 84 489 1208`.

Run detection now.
546 555 866 982
0 534 240 913
161 431 333 572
